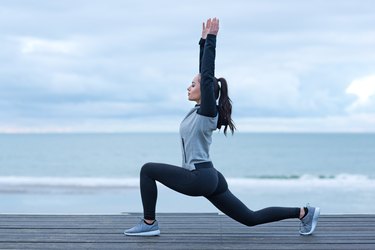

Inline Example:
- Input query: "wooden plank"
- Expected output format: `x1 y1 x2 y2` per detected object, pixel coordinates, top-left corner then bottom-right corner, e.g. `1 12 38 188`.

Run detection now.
0 243 375 250
1 243 375 250
0 213 374 250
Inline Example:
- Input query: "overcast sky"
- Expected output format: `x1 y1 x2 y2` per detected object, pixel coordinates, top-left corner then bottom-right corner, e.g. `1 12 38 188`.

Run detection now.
1 0 375 133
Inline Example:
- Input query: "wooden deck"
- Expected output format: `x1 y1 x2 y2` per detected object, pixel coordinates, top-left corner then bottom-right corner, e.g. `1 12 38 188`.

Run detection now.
0 213 374 249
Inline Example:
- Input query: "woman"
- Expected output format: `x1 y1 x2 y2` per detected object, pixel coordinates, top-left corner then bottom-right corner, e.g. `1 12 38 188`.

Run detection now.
125 18 320 236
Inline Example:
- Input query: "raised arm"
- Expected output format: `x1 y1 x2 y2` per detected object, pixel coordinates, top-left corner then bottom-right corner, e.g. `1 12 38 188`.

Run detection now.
198 18 219 117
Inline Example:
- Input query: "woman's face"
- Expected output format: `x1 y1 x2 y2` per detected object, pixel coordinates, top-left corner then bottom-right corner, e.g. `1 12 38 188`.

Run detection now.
187 74 201 103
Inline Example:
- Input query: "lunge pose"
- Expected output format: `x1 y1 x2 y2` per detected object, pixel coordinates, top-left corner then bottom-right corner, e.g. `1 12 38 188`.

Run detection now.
125 18 320 236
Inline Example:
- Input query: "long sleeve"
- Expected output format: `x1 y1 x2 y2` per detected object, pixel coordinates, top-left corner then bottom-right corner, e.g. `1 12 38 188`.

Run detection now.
198 34 217 117
199 38 205 73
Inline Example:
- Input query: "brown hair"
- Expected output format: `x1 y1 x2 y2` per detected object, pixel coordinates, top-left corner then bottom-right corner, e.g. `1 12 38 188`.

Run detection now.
214 77 236 135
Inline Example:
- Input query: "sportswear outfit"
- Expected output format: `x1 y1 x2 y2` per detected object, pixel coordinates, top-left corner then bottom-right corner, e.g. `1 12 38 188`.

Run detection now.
125 34 320 237
138 34 300 224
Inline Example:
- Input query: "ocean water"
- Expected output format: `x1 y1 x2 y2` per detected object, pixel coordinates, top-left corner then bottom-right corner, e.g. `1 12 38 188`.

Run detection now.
1 133 374 214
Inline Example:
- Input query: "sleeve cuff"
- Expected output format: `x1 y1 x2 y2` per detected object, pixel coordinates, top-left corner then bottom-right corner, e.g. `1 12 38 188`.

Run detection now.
199 38 206 46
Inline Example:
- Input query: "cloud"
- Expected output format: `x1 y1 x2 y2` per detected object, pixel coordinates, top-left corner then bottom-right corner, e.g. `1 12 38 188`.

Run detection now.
18 37 78 54
1 0 375 132
346 75 375 113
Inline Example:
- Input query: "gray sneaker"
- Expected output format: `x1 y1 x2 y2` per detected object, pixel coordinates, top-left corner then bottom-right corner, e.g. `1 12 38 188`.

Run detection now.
299 206 320 235
124 219 160 236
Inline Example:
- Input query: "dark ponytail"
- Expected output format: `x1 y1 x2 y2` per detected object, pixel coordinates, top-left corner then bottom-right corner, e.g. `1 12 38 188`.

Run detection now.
214 77 236 135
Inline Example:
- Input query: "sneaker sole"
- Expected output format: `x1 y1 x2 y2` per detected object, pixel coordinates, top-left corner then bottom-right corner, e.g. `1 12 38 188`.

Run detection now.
300 207 320 235
124 229 160 236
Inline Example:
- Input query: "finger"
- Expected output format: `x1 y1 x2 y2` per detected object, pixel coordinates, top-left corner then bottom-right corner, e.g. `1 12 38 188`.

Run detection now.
207 18 211 28
211 18 216 31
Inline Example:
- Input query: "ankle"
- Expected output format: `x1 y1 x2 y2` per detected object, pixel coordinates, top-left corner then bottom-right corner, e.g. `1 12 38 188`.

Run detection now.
144 219 155 225
299 207 305 219
299 207 308 220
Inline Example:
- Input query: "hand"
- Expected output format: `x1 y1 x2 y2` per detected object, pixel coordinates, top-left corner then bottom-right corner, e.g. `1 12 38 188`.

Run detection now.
207 17 219 36
201 19 211 39
201 18 219 39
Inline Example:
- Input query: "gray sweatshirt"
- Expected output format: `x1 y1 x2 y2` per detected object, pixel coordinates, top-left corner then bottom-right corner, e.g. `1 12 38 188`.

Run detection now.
179 106 218 170
179 34 218 170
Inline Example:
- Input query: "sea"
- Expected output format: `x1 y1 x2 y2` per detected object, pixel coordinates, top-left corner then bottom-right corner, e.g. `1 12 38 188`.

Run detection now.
0 133 374 214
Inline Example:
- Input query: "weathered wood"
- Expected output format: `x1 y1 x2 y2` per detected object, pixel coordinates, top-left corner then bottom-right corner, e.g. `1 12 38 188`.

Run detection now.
0 213 374 249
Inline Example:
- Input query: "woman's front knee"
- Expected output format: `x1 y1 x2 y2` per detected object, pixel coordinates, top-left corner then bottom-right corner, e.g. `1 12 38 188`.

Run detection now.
245 218 257 227
140 162 155 176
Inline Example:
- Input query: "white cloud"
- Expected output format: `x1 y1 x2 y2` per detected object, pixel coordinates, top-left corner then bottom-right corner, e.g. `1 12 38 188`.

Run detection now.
1 0 375 132
346 75 375 112
222 66 301 112
18 37 78 54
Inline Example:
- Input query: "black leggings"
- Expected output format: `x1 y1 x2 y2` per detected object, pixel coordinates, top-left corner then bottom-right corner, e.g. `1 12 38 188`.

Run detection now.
140 162 300 226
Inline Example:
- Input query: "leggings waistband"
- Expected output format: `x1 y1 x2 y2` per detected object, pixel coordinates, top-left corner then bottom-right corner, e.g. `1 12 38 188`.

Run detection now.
194 161 214 170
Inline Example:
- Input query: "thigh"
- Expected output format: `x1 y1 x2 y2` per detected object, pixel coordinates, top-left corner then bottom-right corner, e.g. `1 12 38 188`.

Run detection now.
141 162 217 196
